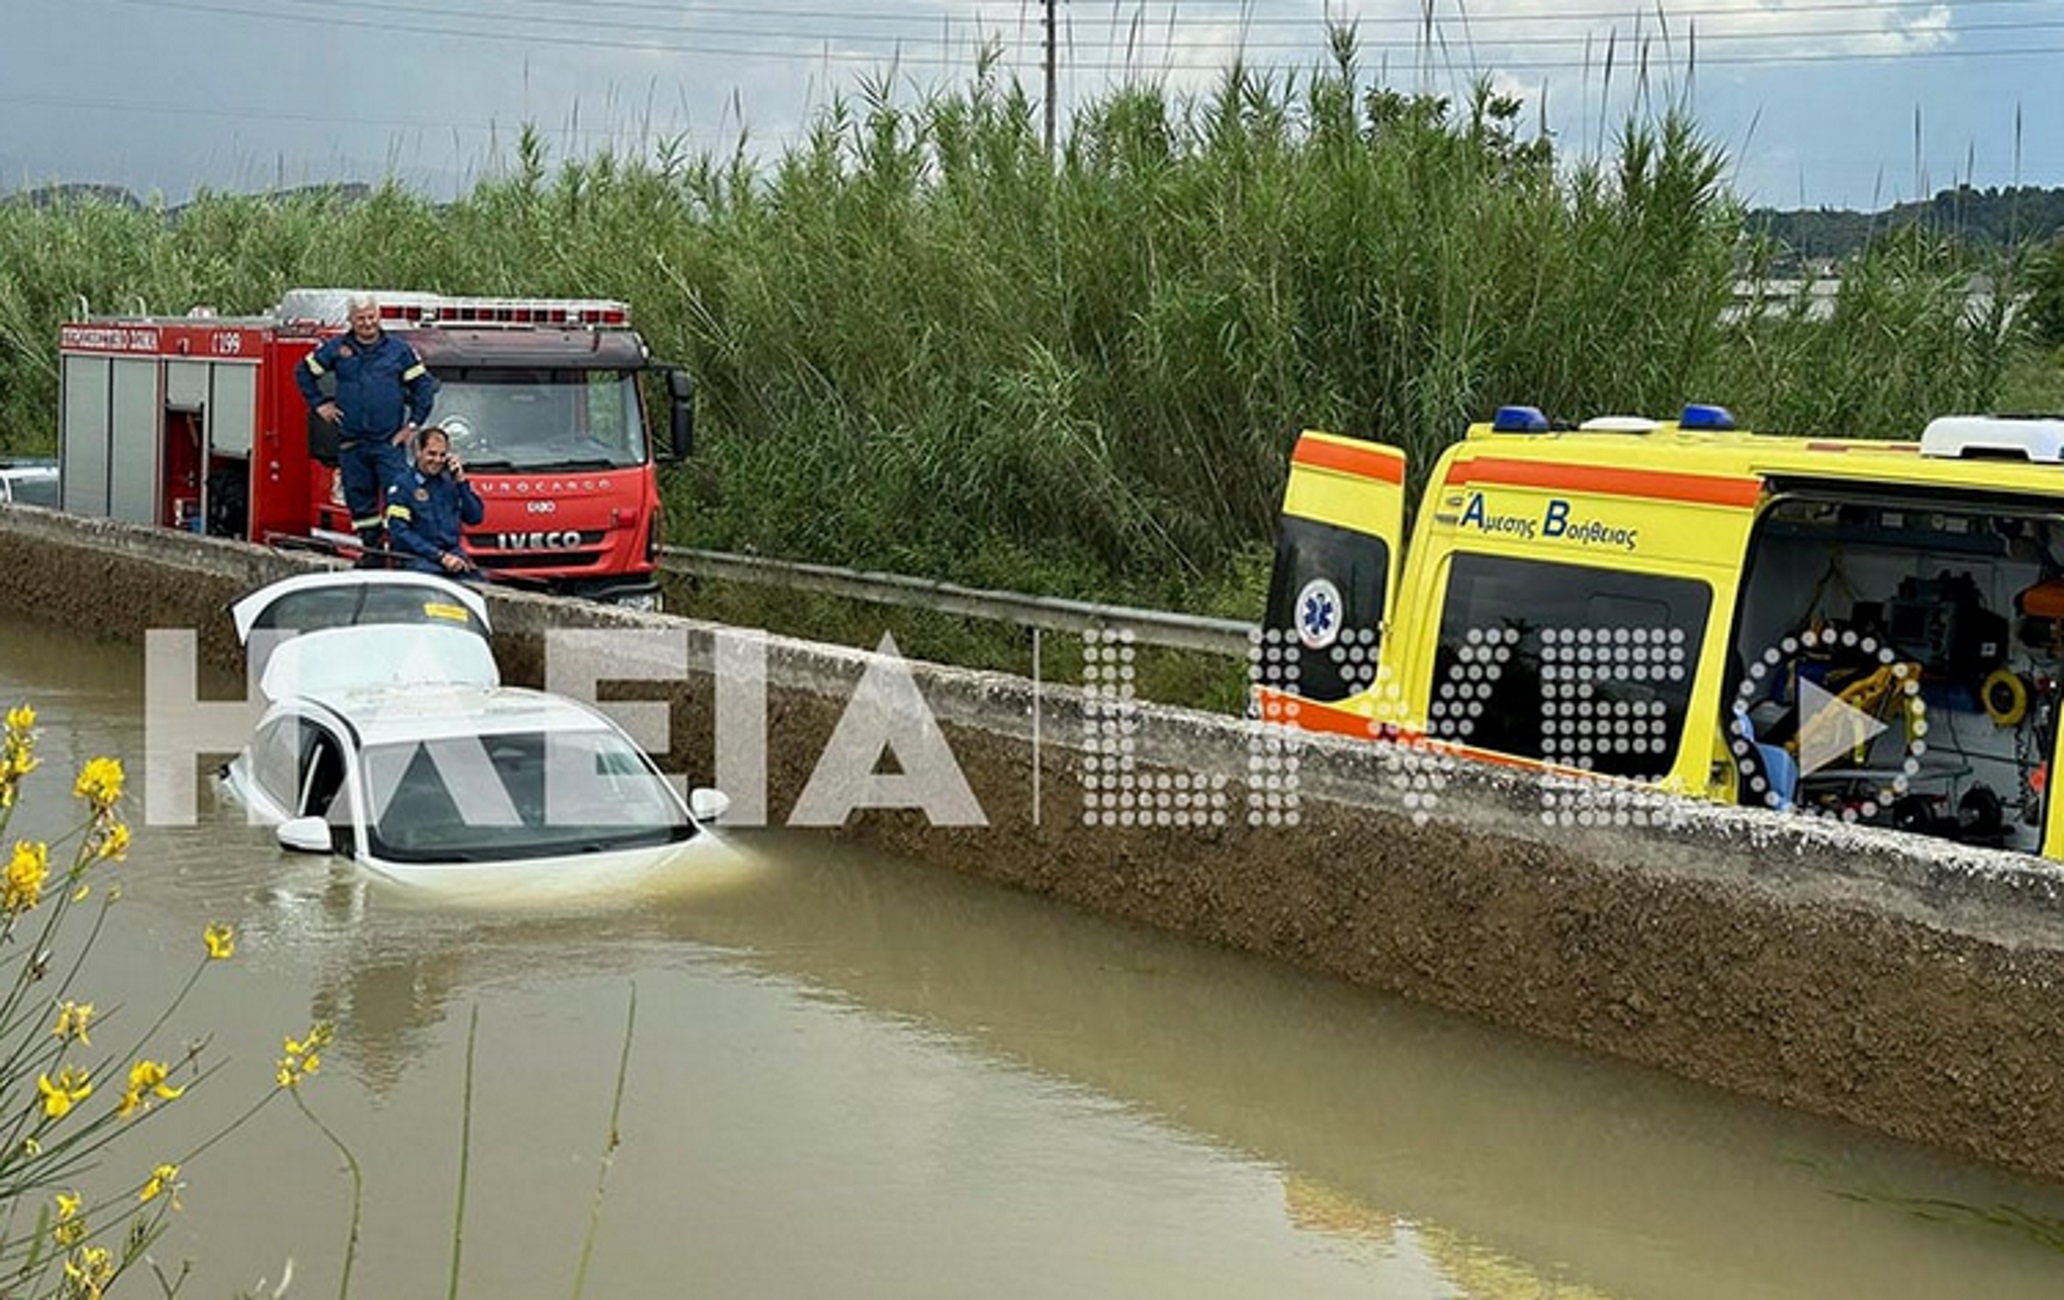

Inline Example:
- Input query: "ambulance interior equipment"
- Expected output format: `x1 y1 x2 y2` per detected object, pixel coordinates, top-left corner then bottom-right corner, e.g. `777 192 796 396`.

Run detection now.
1732 488 2064 853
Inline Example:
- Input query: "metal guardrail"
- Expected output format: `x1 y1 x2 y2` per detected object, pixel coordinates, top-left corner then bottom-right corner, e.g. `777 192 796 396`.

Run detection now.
659 546 1258 656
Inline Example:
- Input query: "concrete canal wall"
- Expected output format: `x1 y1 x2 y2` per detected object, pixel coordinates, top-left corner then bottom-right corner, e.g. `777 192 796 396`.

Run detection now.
6 506 2064 1183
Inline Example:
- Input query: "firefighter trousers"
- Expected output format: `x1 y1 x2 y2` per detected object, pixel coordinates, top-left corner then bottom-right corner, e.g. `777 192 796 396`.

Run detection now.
338 437 410 541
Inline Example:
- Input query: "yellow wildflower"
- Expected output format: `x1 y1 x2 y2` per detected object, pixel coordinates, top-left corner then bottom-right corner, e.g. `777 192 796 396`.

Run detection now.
53 1190 84 1246
139 1162 180 1205
204 922 235 960
63 1245 113 1298
37 1066 91 1119
73 757 124 814
0 706 36 809
4 840 48 913
20 1137 40 1157
0 753 34 807
117 1059 185 1118
276 1021 335 1088
52 1000 94 1045
91 820 129 863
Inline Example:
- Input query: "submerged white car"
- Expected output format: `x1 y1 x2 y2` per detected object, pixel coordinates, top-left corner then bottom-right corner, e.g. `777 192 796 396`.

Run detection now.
222 572 728 886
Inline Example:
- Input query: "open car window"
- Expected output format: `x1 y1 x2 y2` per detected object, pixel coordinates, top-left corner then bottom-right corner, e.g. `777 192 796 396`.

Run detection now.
244 587 488 637
232 574 491 644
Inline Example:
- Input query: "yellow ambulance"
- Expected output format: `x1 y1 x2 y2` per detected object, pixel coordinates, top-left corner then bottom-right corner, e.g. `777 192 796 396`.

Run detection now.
1260 404 2064 858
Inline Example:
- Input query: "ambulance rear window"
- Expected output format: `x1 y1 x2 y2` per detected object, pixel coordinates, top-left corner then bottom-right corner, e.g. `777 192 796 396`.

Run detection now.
1428 554 1712 778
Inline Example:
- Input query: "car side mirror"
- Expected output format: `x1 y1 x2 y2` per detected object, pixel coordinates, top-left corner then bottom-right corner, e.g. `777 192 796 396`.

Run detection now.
688 787 730 824
663 368 694 460
277 815 338 854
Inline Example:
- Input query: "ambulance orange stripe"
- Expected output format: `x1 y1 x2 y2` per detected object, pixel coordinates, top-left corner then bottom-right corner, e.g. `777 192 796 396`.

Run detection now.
1261 689 1662 784
1255 687 1387 738
1292 436 1405 484
1260 690 1481 759
1805 440 1921 454
1446 457 1762 508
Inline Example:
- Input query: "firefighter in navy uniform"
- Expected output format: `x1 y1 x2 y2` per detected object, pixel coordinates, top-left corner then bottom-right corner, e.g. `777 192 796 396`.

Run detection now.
296 291 438 562
384 427 484 578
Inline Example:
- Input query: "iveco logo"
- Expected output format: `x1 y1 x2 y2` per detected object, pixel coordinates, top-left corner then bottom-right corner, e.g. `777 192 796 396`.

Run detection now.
526 499 557 514
495 530 583 550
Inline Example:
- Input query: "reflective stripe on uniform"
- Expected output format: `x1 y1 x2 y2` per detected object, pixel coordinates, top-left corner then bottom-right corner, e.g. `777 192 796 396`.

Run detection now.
352 514 386 531
401 364 427 381
305 356 327 376
384 504 413 522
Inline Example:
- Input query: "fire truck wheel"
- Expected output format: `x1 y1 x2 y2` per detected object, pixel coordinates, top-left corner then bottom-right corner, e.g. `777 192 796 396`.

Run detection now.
205 468 248 539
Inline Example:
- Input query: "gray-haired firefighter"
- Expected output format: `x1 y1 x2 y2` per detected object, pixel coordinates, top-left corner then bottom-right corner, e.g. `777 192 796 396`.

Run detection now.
295 291 438 563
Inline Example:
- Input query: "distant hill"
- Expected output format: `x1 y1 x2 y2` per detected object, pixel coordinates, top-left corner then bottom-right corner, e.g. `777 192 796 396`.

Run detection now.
2 180 372 216
165 182 372 222
1748 185 2064 265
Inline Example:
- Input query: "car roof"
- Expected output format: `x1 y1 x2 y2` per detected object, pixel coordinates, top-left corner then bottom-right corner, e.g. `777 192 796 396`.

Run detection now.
301 682 623 749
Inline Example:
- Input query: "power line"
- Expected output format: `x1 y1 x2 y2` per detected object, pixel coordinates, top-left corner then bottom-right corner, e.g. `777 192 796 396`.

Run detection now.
52 0 2064 68
404 0 2064 29
68 0 2064 62
32 0 2064 79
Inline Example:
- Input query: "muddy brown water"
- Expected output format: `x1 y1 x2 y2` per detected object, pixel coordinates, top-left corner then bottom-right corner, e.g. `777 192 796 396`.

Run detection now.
4 617 2064 1298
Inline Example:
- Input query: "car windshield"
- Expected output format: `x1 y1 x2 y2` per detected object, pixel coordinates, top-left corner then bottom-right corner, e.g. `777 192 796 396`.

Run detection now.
361 729 692 864
432 369 646 472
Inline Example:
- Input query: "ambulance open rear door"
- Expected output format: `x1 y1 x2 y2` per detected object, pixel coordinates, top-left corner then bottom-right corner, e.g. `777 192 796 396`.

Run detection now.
1261 431 1407 704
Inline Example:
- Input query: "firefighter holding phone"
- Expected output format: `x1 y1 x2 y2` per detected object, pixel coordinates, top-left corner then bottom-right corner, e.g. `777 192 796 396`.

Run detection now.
384 426 484 577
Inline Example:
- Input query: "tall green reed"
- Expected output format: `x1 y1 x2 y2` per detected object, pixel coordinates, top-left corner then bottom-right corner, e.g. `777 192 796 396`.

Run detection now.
0 52 2021 602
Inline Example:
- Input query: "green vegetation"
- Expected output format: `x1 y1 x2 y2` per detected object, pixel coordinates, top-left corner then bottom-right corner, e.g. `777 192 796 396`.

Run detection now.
0 48 2041 615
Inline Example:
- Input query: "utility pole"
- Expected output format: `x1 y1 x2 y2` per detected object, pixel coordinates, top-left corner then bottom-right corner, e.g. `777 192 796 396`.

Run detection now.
1043 0 1057 158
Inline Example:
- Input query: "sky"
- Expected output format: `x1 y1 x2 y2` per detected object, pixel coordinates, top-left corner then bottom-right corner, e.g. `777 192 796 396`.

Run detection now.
3 0 2063 212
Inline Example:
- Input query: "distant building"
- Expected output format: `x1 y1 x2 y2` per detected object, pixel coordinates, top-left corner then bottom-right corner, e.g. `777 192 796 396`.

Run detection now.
1726 273 2019 325
1725 276 1844 323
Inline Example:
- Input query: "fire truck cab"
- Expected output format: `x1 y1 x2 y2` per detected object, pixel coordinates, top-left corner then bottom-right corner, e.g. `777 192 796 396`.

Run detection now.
57 288 694 610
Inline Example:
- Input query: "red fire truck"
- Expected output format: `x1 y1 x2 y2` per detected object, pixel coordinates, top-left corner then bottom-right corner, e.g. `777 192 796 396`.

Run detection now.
57 288 694 609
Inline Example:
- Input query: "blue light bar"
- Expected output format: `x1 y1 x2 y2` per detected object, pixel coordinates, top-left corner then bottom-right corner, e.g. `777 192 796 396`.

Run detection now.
1679 402 1736 431
1491 405 1550 433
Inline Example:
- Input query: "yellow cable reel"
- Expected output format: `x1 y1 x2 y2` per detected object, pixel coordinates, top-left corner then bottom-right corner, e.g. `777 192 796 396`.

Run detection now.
1983 667 2030 727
